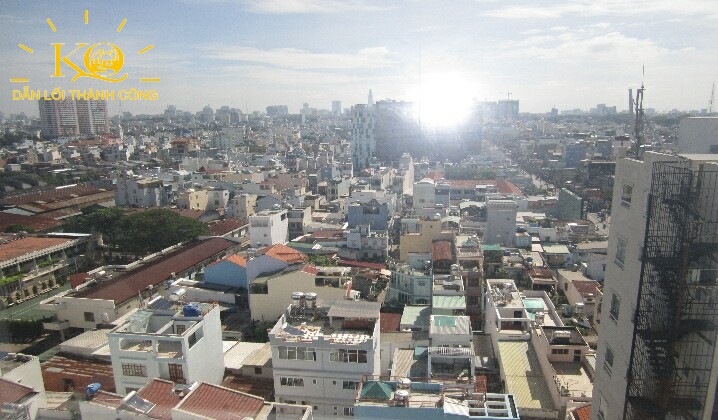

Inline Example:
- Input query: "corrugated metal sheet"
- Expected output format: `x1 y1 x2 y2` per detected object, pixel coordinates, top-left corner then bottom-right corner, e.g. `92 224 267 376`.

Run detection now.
177 383 264 419
73 238 236 303
497 341 554 411
137 379 182 420
431 295 466 310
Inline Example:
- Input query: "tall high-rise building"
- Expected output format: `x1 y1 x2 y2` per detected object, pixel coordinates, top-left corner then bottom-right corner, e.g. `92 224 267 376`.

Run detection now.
332 100 341 115
266 105 289 118
351 102 375 170
38 98 109 138
76 99 109 135
374 100 420 164
592 152 718 420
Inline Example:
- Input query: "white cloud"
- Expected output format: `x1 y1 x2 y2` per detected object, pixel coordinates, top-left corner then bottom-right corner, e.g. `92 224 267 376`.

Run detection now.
498 30 667 63
481 0 718 20
240 0 386 14
204 45 394 70
519 29 543 35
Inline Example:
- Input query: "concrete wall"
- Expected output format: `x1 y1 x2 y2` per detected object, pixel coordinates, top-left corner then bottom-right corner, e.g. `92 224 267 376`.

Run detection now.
249 270 347 322
591 153 678 420
678 117 718 153
203 260 247 289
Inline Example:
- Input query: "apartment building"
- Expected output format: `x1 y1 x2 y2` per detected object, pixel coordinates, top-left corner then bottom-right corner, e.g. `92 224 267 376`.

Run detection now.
249 209 289 248
269 299 381 418
353 377 520 420
592 152 718 420
107 299 224 395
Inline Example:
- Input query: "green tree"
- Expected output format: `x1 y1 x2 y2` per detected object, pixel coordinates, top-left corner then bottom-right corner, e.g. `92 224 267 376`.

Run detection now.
307 254 337 267
4 224 35 233
118 209 209 255
64 207 125 249
244 320 274 343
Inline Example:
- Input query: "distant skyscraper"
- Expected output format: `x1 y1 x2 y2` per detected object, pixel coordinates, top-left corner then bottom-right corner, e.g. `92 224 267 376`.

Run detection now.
592 152 718 420
38 98 109 138
201 105 214 123
351 104 375 170
374 100 421 163
332 100 341 115
266 105 289 117
368 89 374 106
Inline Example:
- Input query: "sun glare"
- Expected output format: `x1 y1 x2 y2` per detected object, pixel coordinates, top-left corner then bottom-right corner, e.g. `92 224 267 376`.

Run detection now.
414 73 476 128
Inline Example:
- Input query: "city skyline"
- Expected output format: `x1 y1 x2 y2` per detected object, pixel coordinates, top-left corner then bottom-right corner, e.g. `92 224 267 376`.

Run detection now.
1 0 717 117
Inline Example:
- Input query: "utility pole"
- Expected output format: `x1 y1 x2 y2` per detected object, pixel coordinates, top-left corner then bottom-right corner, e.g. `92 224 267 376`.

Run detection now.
633 67 646 158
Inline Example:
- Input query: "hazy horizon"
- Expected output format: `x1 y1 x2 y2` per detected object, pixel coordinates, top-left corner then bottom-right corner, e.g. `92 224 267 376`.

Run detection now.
2 0 717 118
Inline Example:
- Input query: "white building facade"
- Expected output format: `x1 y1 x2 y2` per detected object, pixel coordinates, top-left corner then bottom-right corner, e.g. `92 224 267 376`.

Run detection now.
270 300 381 418
249 209 289 248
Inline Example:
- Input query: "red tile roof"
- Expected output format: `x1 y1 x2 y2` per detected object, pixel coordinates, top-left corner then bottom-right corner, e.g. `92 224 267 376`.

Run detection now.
572 279 601 297
571 403 592 420
0 378 34 404
432 239 454 262
209 218 247 236
0 212 62 232
1 184 111 206
221 254 247 268
41 354 115 392
0 237 73 263
73 238 236 303
176 383 264 420
70 273 92 288
137 379 183 420
88 391 124 409
444 179 498 188
302 264 320 275
497 179 524 196
380 313 401 332
308 230 345 239
259 243 308 264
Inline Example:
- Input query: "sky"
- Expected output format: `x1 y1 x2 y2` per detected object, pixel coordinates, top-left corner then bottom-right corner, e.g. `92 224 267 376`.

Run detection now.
1 0 717 117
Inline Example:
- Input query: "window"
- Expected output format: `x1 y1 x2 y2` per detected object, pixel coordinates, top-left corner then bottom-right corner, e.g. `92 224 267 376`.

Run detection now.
344 407 354 416
168 363 185 384
278 346 317 361
621 183 633 206
342 381 359 390
609 293 621 322
604 346 614 374
254 367 262 375
329 349 368 363
551 348 569 355
597 396 608 420
122 363 147 377
84 312 95 322
175 324 186 334
280 377 304 387
615 237 627 266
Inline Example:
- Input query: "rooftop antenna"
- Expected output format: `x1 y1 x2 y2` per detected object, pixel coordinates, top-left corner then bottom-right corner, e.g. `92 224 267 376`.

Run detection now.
633 65 646 158
709 81 715 114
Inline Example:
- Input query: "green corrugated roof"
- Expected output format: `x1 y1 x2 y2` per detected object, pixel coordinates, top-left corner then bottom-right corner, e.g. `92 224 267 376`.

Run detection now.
360 381 393 400
433 315 457 327
432 295 467 309
482 244 502 251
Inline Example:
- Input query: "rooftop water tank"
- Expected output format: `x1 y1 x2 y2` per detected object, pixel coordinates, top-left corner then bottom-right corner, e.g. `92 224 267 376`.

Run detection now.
183 303 201 317
86 383 101 397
